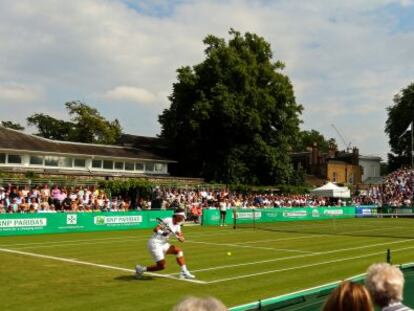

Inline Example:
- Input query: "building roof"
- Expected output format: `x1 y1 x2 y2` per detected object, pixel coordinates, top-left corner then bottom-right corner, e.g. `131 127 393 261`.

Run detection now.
0 126 175 162
359 155 382 161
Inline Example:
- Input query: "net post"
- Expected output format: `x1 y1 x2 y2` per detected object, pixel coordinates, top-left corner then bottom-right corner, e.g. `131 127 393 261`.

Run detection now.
253 207 256 230
233 207 236 229
386 249 391 264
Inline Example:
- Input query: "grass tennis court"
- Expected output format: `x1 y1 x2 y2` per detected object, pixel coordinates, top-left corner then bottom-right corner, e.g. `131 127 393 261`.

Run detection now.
1 217 414 310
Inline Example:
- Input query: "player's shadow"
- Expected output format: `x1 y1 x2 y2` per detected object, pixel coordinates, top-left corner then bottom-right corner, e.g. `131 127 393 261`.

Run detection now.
115 275 154 282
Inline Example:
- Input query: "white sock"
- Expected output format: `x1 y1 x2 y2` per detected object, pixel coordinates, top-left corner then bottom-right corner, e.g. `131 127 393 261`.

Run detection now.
181 265 188 272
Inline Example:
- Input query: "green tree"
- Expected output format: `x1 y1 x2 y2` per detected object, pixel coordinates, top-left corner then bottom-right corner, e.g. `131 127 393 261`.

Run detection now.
27 101 122 144
27 114 74 140
159 29 303 185
65 101 122 144
295 130 337 153
385 83 414 169
1 121 25 131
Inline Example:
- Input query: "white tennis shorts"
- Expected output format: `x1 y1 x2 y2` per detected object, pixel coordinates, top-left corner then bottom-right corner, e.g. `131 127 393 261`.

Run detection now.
147 239 170 262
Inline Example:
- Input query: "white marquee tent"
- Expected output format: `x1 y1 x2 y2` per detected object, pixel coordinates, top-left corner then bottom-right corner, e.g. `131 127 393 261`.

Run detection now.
310 182 351 198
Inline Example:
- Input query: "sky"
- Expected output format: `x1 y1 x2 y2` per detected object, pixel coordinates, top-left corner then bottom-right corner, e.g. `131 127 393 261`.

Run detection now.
1 0 414 160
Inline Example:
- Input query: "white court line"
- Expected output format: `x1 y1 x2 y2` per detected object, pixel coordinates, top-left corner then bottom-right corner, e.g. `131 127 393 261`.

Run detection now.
182 238 414 274
4 228 320 251
3 220 407 251
206 244 414 284
0 247 206 284
10 230 353 251
334 225 413 236
186 240 316 254
259 222 401 234
0 236 142 248
1 217 403 248
0 227 249 249
14 239 140 250
6 232 248 250
235 235 327 245
1 218 364 249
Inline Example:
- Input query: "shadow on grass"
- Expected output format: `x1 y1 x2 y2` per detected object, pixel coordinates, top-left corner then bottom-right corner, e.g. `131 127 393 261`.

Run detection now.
115 275 154 282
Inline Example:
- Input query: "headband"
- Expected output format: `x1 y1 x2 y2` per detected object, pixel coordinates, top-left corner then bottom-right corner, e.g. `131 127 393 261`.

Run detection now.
174 212 186 217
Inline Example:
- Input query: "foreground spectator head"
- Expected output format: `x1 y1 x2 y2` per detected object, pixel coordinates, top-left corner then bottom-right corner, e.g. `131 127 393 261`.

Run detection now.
322 281 374 311
172 296 227 311
365 263 406 308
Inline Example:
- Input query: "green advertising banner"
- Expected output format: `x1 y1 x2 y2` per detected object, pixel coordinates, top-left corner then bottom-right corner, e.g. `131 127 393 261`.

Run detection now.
202 206 356 226
0 211 174 236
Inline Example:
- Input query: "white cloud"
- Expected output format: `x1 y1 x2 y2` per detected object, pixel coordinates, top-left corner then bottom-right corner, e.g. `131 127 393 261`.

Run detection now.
0 0 413 158
104 86 157 104
0 84 42 103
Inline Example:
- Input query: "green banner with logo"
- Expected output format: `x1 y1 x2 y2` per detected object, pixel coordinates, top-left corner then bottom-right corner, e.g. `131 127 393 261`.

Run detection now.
0 211 173 236
202 206 356 226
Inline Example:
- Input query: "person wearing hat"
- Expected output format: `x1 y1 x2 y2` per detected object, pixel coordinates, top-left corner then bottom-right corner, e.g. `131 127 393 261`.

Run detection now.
135 209 195 280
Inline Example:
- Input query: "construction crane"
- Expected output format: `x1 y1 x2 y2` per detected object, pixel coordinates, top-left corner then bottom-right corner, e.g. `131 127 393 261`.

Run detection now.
331 124 352 152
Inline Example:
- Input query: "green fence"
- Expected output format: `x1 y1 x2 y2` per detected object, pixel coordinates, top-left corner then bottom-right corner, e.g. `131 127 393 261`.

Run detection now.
229 263 414 311
0 211 173 236
202 207 356 226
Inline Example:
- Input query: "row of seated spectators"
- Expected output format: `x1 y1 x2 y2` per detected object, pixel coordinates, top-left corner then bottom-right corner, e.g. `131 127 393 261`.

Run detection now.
0 184 130 213
0 183 349 214
362 168 414 207
1 169 413 214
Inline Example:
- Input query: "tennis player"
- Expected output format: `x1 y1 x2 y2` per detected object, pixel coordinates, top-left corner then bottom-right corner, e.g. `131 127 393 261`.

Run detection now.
135 209 195 279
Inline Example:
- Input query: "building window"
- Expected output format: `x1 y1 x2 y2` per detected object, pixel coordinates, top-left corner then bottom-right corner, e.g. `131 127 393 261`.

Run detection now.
125 162 134 171
60 157 73 167
44 156 59 166
135 162 144 171
92 160 102 169
115 162 124 170
8 154 22 164
0 153 6 164
30 156 43 165
103 160 113 170
332 172 337 182
74 159 86 168
145 163 154 172
154 163 165 173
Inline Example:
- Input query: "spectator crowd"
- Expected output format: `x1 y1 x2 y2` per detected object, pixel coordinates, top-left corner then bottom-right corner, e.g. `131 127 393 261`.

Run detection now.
0 184 130 214
360 168 414 207
0 168 413 215
0 183 350 215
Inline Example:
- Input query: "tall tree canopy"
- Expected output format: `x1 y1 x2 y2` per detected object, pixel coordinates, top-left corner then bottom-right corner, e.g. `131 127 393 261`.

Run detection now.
1 121 25 131
294 130 337 153
385 83 414 169
159 29 303 185
27 101 122 145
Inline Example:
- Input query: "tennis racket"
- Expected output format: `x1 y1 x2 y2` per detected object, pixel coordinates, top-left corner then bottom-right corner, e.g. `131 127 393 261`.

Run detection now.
155 217 180 239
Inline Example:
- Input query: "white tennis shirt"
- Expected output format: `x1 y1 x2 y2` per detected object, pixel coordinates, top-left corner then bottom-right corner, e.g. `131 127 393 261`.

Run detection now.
151 217 181 244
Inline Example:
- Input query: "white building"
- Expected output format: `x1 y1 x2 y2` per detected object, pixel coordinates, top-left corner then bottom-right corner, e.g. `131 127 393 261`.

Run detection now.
0 126 175 177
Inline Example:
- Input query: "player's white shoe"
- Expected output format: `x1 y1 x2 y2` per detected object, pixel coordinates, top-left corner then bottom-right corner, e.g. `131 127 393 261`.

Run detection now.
179 271 196 279
135 265 145 278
